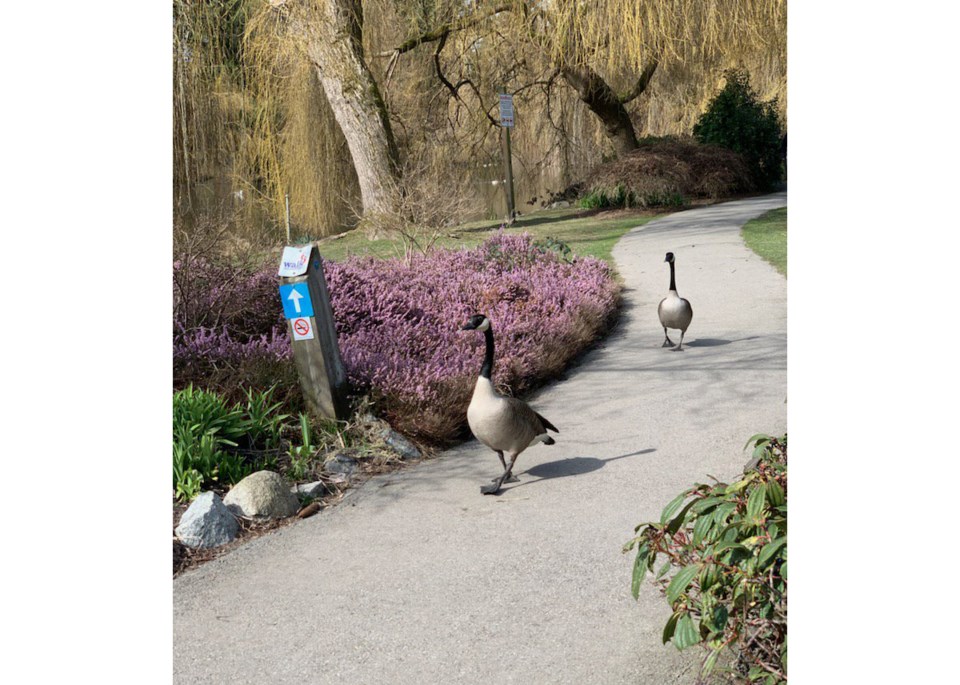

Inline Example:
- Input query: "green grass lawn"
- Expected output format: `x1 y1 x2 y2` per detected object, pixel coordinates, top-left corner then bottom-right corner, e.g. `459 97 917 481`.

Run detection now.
741 207 787 276
312 207 659 267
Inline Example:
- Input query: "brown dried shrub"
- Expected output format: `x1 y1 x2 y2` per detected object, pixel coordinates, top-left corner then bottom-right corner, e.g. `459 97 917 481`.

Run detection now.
582 136 756 208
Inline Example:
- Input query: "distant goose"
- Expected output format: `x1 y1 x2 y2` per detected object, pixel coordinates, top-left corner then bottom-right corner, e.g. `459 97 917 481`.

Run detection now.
461 314 559 494
658 252 694 351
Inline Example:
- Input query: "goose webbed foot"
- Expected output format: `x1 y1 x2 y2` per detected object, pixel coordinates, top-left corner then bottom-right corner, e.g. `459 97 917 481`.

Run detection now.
491 474 520 483
662 337 675 348
482 465 518 494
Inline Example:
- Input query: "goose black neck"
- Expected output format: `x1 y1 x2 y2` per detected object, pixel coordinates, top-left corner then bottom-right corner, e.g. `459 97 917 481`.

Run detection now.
669 260 677 291
480 327 495 379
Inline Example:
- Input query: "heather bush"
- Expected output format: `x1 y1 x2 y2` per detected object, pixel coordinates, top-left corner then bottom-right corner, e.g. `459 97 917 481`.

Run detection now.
173 253 298 408
173 232 620 442
324 232 620 440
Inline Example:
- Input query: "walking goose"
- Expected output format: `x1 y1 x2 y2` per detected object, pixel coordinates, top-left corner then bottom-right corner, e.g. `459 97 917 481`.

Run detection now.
461 314 559 494
658 251 694 351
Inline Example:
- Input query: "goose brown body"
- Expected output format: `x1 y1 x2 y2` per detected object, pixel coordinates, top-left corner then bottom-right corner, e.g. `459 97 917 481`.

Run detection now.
658 292 693 333
467 377 555 455
461 314 558 494
658 252 694 350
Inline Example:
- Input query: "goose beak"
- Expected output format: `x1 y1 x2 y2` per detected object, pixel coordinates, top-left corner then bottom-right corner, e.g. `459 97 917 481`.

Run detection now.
461 323 475 331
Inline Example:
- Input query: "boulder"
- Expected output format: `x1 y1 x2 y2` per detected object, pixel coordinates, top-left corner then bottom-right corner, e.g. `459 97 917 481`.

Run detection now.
175 492 239 549
223 470 299 519
379 427 421 460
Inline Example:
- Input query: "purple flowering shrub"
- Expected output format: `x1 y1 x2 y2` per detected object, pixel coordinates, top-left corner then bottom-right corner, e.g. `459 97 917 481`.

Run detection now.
324 233 620 441
173 257 298 408
173 232 620 442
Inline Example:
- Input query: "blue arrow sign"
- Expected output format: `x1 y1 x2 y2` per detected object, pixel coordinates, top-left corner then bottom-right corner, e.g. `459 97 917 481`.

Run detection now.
279 283 314 319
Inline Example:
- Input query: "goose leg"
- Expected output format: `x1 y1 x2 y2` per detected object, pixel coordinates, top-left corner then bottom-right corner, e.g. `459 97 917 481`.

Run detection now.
490 450 519 482
481 452 521 494
674 330 686 352
662 328 675 347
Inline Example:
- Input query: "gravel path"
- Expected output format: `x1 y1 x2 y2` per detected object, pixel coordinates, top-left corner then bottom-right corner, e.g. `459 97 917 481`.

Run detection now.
174 192 788 684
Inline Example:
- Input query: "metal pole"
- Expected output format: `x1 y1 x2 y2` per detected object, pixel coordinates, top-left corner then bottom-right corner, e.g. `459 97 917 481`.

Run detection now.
285 193 291 243
499 87 516 223
504 126 516 223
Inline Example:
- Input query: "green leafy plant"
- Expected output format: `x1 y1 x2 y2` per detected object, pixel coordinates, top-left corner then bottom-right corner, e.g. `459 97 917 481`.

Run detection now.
579 184 633 209
172 385 291 500
693 69 784 190
242 385 290 449
287 413 316 481
625 434 787 684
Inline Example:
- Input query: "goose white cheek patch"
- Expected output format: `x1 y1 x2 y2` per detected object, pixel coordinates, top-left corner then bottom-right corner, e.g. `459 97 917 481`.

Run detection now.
477 319 491 331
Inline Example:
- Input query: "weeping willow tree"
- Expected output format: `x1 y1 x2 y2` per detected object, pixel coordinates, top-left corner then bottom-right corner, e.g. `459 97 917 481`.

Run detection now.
174 0 364 237
380 0 787 157
174 0 786 241
246 1 402 218
173 0 254 214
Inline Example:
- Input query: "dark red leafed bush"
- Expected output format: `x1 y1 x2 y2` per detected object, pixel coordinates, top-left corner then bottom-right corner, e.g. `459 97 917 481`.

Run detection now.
173 232 620 442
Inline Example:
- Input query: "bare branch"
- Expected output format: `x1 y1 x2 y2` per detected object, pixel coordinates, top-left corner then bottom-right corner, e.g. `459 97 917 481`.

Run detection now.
619 59 660 103
376 3 516 58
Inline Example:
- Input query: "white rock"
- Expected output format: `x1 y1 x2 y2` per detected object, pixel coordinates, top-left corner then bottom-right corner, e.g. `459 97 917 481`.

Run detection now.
175 492 239 549
223 471 299 519
291 481 327 499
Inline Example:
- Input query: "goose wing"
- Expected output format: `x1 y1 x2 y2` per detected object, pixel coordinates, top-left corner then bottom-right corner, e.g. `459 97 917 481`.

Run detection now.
502 397 558 434
534 410 559 433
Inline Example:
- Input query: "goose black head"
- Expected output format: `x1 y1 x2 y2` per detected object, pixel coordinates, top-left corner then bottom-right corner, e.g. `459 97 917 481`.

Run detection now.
461 314 491 332
664 252 675 263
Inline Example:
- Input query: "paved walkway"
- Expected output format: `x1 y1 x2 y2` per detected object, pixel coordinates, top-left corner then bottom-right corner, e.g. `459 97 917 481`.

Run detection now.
173 192 788 684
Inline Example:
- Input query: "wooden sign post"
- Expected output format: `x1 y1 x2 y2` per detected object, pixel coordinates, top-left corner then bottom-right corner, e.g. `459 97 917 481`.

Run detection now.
278 244 350 420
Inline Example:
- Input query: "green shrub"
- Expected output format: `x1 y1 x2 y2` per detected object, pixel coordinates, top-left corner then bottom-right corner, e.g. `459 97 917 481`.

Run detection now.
172 385 289 500
625 434 787 684
693 69 784 190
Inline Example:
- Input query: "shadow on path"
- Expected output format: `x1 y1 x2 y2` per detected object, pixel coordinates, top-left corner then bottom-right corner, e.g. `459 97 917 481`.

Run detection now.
495 448 657 494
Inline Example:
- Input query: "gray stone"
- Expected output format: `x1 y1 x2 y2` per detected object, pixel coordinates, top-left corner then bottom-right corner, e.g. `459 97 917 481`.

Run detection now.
380 427 421 460
359 412 385 427
223 470 300 519
175 492 239 549
324 453 358 477
291 481 327 499
549 200 570 209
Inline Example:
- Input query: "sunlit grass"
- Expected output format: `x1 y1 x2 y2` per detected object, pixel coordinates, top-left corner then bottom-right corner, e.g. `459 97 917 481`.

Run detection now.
312 207 659 266
741 207 786 276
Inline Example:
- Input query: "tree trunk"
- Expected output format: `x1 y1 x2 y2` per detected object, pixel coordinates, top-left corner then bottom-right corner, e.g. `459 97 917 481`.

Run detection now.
560 65 639 157
303 0 400 216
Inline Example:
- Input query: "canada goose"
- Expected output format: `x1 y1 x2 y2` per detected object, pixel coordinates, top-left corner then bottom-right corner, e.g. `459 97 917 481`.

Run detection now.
658 252 694 351
461 314 559 494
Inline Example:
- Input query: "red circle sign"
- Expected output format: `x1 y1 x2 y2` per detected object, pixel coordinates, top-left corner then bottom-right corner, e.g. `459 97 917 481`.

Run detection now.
293 318 310 336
